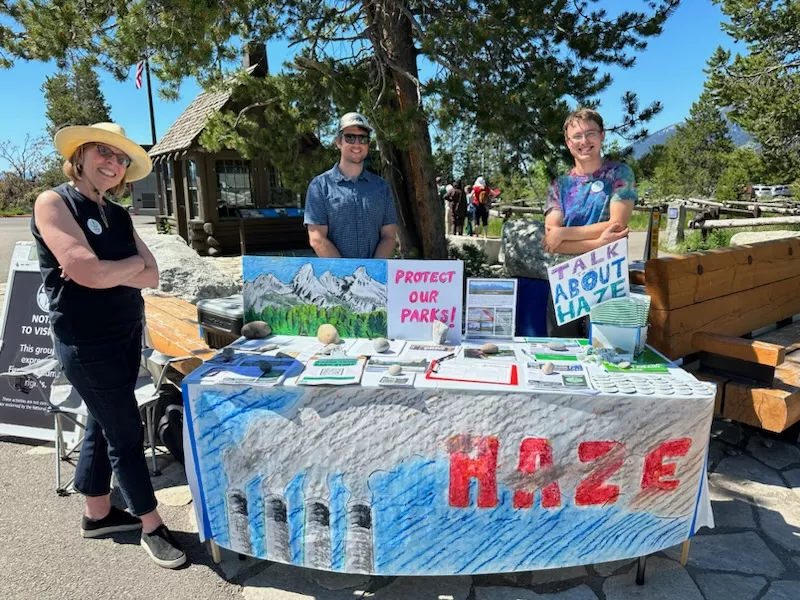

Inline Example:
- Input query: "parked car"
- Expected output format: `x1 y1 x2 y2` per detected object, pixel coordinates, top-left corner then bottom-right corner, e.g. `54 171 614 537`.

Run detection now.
752 184 773 198
771 185 793 197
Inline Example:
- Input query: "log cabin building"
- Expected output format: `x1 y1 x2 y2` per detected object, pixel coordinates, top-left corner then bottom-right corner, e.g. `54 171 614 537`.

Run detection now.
148 46 311 256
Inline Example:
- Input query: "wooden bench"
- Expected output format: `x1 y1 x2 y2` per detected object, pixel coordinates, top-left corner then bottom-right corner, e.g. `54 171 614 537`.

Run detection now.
642 238 800 433
143 293 216 376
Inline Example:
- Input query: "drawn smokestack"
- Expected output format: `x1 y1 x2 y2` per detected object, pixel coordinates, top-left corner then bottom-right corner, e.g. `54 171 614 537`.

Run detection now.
264 493 291 563
304 499 331 569
345 502 374 573
227 489 252 555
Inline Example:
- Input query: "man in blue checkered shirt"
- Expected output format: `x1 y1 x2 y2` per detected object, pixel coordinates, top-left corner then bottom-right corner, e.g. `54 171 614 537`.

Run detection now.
304 113 398 259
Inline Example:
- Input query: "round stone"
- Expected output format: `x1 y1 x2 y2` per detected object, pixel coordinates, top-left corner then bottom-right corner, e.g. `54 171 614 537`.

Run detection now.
547 342 567 351
257 361 272 373
373 338 391 353
617 361 632 369
221 347 235 360
542 362 555 375
481 343 499 355
317 324 340 344
388 364 402 376
242 320 272 339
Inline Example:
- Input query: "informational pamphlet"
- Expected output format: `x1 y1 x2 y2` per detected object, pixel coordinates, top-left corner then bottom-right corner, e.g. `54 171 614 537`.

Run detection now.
460 343 522 363
401 343 458 360
365 357 430 373
377 373 416 388
347 339 406 357
464 278 518 339
523 361 593 394
297 357 366 386
197 355 301 387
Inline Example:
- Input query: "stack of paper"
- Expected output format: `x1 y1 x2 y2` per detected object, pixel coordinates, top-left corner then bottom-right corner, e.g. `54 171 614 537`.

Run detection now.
590 293 651 327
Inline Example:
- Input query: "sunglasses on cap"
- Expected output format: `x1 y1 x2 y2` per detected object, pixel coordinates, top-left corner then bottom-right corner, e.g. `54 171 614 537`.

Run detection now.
342 133 371 145
94 143 132 168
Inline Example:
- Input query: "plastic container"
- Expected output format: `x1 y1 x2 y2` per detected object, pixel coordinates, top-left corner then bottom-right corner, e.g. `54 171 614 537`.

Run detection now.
196 294 244 349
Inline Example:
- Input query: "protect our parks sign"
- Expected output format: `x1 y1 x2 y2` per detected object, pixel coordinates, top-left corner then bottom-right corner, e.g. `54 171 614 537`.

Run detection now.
547 240 630 326
386 260 464 343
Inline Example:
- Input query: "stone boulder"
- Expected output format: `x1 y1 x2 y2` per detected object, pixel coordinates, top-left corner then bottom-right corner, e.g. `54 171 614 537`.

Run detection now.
501 218 568 280
138 233 240 304
730 230 800 246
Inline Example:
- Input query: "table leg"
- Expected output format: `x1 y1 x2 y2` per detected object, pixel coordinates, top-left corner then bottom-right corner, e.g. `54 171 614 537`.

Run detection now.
680 539 691 566
209 539 222 564
635 555 647 585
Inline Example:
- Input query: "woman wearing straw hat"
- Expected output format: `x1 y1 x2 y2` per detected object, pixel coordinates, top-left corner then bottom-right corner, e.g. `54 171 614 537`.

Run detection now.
31 123 186 569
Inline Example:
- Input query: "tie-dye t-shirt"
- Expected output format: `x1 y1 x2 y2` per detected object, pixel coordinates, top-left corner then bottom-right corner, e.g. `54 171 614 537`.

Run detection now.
546 161 637 227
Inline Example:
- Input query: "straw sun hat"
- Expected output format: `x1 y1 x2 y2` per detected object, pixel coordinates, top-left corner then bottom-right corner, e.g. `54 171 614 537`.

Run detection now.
53 122 152 182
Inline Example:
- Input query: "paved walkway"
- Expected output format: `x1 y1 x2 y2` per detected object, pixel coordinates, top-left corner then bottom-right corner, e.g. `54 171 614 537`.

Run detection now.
1 419 798 599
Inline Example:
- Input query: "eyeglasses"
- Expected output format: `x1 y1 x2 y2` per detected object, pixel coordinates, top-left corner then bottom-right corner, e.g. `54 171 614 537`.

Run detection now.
94 143 132 168
342 133 371 145
568 130 602 144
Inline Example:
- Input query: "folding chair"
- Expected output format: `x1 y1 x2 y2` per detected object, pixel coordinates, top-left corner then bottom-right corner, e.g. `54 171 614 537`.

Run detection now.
0 354 181 496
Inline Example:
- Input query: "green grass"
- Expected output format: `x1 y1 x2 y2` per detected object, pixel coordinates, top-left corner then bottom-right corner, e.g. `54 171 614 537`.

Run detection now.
0 208 30 216
485 214 543 237
628 211 667 232
661 223 800 253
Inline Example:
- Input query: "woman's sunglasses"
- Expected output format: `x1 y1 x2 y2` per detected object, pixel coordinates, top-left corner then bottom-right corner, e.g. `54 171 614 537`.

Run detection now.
94 143 132 168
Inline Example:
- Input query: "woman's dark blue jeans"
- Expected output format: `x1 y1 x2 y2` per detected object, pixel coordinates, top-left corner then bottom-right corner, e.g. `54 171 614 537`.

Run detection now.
53 326 157 516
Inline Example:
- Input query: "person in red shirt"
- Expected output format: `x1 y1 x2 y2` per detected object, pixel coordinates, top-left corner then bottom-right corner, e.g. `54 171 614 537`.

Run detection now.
472 176 493 237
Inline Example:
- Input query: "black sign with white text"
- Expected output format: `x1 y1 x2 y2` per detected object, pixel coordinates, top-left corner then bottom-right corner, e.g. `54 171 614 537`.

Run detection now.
0 269 57 431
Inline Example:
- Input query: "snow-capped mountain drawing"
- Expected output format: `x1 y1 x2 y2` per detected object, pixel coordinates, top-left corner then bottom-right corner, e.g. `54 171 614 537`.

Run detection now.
247 264 387 314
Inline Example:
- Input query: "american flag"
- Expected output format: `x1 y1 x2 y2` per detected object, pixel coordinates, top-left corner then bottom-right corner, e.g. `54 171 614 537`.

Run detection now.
134 61 144 89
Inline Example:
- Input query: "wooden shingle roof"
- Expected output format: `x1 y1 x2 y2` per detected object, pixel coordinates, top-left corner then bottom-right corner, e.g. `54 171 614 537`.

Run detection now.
148 89 231 158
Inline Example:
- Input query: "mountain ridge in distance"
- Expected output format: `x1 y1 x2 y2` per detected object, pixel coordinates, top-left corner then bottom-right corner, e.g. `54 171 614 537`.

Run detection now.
626 116 755 159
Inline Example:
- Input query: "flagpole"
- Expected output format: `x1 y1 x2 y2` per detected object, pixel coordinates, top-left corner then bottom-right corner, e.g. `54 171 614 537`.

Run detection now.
144 59 157 145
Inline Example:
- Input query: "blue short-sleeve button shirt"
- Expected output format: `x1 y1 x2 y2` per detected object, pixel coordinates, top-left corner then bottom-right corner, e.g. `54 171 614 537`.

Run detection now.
304 164 398 259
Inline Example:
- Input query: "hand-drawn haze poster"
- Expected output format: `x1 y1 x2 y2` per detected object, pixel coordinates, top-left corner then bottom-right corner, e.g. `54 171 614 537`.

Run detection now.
243 257 388 338
181 378 715 575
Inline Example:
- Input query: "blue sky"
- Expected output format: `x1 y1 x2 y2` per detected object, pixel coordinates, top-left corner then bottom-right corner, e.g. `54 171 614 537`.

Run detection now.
0 2 740 172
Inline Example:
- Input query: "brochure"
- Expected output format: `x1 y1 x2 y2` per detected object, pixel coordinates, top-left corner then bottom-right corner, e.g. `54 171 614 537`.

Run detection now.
297 357 366 386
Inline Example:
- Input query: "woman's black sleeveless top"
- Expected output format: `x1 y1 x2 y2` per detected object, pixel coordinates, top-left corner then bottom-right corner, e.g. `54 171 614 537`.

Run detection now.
31 183 144 345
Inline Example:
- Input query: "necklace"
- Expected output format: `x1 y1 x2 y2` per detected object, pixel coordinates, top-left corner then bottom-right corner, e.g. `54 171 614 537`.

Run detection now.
97 200 110 229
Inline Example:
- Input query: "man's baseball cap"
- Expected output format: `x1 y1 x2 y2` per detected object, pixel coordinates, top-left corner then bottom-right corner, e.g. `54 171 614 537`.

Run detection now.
338 112 373 134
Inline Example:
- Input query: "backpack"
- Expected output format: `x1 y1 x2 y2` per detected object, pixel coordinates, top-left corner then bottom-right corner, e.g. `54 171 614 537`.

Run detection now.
479 189 489 205
157 403 185 465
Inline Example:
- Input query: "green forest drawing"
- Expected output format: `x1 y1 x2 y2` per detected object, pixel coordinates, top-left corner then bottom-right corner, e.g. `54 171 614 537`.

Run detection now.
245 304 388 338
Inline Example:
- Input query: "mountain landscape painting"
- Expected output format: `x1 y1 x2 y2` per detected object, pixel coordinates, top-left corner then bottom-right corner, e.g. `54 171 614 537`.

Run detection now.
243 257 389 338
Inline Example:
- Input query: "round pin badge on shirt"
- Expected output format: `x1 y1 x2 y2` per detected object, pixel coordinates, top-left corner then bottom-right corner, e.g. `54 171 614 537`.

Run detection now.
590 181 604 193
87 218 103 235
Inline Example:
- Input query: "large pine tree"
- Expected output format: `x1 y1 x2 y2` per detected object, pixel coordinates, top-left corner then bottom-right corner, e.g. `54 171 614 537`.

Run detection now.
708 0 800 175
42 58 112 135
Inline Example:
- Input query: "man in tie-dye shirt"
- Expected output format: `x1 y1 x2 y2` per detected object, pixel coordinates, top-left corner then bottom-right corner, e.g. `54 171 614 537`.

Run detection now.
542 108 637 335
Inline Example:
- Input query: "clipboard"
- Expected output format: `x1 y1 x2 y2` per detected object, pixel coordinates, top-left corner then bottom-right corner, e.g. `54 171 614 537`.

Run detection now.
424 361 519 386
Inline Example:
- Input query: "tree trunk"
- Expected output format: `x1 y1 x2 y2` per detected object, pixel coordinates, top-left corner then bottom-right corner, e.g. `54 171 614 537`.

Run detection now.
364 0 447 259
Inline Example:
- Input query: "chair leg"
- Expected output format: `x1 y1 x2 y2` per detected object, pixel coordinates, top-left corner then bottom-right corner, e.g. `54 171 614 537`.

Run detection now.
680 539 691 566
635 555 647 585
209 539 222 564
54 414 66 496
146 406 161 476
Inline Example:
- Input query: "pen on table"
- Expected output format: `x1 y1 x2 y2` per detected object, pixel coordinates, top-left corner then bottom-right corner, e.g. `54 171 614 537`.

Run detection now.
430 352 456 373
